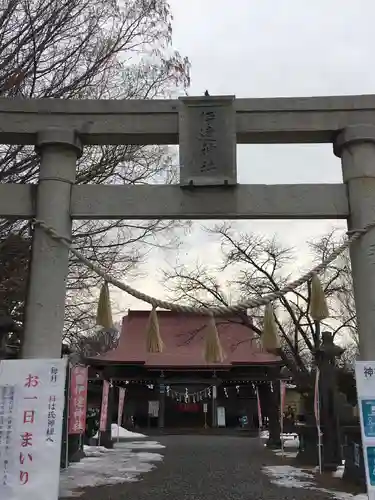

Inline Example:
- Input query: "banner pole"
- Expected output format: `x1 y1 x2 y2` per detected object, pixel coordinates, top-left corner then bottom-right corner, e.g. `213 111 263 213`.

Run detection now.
65 361 71 469
256 386 262 437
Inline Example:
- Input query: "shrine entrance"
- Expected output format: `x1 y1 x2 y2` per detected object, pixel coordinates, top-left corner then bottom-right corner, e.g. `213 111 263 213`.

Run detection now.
88 310 281 433
0 94 374 361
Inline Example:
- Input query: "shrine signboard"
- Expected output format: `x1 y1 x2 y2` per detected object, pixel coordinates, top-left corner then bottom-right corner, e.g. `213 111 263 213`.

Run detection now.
0 358 66 500
179 96 236 187
355 361 375 500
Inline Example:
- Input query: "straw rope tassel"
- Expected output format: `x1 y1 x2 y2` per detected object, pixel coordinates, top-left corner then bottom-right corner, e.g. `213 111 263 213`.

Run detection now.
309 273 329 321
96 281 113 329
204 314 225 363
261 303 280 353
146 307 164 353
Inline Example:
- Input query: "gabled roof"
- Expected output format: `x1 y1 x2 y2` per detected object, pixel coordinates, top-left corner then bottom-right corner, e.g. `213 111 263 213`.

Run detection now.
91 310 280 368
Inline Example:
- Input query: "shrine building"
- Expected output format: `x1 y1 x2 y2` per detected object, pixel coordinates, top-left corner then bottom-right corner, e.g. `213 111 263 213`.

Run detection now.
88 310 282 430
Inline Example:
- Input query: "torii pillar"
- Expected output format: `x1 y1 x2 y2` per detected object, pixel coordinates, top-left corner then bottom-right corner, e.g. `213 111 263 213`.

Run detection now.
334 124 375 360
22 129 82 359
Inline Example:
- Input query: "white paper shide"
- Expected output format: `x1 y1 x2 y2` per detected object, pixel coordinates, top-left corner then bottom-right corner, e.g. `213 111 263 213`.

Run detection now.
0 358 66 500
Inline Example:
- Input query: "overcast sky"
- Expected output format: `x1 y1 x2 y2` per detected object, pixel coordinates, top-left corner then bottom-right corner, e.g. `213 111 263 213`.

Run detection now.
112 0 374 316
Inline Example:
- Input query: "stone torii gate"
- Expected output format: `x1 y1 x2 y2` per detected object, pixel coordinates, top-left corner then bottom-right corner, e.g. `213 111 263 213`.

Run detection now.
0 94 374 360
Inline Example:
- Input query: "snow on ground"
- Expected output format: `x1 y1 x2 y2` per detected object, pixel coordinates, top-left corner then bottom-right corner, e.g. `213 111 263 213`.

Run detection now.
260 430 300 458
115 440 165 450
59 439 165 498
260 430 300 446
261 431 360 495
93 424 146 440
332 462 345 479
263 465 367 500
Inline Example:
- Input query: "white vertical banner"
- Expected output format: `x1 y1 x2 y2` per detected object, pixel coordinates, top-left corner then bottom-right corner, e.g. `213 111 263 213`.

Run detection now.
314 368 323 474
217 407 226 427
280 380 286 458
148 401 159 417
0 358 66 500
355 361 375 500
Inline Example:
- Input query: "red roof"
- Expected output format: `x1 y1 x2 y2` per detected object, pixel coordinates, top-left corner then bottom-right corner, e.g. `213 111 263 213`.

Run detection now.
95 310 280 368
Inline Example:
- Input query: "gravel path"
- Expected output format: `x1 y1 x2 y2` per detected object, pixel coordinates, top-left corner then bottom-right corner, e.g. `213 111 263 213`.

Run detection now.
62 435 340 500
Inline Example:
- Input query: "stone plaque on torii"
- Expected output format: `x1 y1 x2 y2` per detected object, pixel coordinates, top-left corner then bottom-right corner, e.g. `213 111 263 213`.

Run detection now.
0 94 374 359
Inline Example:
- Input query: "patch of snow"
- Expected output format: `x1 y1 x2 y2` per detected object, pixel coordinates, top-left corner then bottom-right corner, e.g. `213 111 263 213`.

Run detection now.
117 440 165 450
262 431 299 459
274 449 298 459
332 494 368 500
333 465 345 479
260 430 299 442
263 465 314 488
263 464 368 500
83 445 114 458
284 436 300 448
93 424 146 439
59 441 164 498
111 424 146 439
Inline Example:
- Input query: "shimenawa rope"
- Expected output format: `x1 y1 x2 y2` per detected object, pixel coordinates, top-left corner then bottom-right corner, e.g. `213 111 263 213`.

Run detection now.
32 219 374 316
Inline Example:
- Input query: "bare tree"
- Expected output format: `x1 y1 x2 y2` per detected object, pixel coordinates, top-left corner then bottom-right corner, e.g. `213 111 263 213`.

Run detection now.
74 327 120 358
0 234 30 323
0 0 190 342
310 232 357 351
163 223 358 388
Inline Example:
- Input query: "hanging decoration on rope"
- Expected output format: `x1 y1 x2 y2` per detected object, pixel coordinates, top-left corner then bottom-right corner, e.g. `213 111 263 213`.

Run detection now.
96 281 113 329
261 302 280 353
168 385 215 402
204 314 225 363
162 382 268 403
309 273 329 321
146 307 164 353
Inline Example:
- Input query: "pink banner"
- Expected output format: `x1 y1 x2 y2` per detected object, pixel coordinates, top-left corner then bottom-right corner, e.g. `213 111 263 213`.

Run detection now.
68 365 88 434
117 387 126 427
99 380 110 432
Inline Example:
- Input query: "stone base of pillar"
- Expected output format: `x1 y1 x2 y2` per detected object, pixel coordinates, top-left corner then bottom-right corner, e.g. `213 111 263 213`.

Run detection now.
70 447 85 463
342 425 366 490
266 436 282 449
296 424 319 466
99 430 114 449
